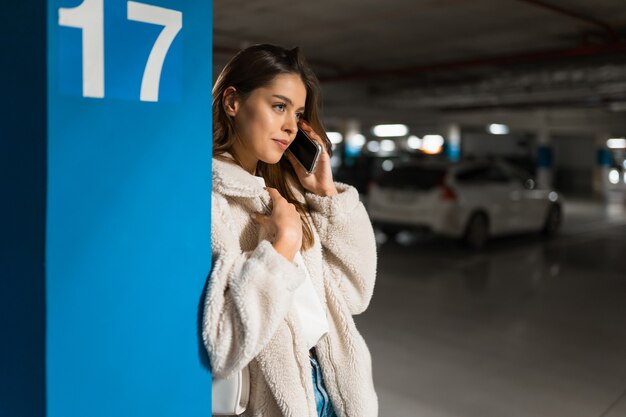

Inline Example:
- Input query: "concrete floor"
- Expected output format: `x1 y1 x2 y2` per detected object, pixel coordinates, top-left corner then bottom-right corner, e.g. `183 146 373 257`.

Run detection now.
356 198 626 417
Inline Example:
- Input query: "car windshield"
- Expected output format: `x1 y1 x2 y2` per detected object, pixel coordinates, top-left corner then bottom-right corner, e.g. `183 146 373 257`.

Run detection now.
455 164 511 184
379 166 446 190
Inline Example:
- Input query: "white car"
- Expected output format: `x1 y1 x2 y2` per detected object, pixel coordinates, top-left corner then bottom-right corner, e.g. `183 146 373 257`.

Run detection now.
367 159 562 249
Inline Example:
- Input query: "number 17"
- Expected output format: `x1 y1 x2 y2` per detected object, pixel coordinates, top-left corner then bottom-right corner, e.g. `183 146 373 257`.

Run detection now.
58 0 183 102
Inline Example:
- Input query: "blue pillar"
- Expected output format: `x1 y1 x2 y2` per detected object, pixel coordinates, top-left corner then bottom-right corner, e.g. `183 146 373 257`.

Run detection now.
594 134 612 197
2 2 213 416
446 123 461 162
536 128 553 189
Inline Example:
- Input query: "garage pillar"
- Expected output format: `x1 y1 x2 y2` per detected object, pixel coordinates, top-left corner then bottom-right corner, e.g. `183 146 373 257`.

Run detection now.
446 123 461 162
5 2 214 417
537 127 553 189
342 119 363 163
593 133 612 198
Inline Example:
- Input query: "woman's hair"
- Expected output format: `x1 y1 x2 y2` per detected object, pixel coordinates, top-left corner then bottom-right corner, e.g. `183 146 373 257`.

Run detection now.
213 44 331 251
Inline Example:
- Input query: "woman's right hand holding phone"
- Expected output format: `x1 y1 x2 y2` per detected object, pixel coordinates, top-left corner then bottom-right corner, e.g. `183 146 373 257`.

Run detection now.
251 187 302 262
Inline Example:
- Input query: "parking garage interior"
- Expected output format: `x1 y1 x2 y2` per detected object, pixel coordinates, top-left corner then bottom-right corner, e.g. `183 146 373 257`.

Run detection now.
4 2 626 416
213 1 626 416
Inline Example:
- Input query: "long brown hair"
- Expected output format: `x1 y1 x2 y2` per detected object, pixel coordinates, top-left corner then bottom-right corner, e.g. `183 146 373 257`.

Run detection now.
212 44 331 250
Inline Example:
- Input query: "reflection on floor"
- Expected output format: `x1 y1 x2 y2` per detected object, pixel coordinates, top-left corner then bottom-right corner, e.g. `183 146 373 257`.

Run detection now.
356 198 626 417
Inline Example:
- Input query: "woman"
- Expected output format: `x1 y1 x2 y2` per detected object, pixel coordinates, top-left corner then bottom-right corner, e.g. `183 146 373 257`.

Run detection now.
202 44 378 417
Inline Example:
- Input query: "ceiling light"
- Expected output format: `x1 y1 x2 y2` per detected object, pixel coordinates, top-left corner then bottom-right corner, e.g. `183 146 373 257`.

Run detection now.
488 123 509 135
607 138 626 149
367 141 380 153
422 135 444 154
327 132 343 144
372 124 409 137
407 135 422 150
347 133 366 148
380 140 396 152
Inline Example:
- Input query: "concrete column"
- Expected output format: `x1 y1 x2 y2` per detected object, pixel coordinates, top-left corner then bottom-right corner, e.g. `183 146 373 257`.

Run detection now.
446 123 461 162
536 127 553 189
593 133 612 198
341 119 363 166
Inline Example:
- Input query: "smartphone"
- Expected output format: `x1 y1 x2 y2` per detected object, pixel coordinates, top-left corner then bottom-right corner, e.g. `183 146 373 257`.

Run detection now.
287 128 323 174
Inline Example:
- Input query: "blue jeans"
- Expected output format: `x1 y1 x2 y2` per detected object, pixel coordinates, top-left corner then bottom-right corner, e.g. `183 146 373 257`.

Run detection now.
310 350 338 417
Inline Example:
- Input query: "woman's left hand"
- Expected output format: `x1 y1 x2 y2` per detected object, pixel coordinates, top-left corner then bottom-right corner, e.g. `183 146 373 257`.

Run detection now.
285 120 338 196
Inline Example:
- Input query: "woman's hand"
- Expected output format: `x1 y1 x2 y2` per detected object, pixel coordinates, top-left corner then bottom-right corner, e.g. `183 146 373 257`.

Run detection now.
285 120 338 196
252 187 302 261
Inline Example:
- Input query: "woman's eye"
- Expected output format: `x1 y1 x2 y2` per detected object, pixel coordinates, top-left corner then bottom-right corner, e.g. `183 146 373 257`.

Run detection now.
295 112 304 120
273 103 286 112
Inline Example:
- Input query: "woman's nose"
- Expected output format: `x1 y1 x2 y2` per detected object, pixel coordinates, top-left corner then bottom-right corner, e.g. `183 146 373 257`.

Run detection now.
283 115 298 135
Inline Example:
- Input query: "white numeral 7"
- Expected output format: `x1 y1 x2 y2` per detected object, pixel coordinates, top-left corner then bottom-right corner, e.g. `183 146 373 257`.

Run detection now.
128 1 182 102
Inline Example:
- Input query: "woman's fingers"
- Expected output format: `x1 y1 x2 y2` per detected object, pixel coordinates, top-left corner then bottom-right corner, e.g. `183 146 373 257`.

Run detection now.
298 120 315 138
251 212 269 225
266 187 294 212
285 151 308 176
264 187 298 218
257 187 302 251
298 120 327 153
266 187 284 204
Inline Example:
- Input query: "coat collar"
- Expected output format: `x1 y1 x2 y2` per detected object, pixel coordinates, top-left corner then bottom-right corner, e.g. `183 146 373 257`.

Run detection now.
212 152 306 203
212 153 265 198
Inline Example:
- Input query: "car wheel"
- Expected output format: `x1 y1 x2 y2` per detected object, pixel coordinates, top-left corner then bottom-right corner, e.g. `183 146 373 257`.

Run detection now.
463 213 489 250
542 204 561 236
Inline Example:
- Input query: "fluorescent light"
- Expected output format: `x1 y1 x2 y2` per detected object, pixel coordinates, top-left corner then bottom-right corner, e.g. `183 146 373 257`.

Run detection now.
607 138 626 149
327 132 343 144
372 124 409 137
488 123 509 135
380 140 396 152
407 135 422 150
347 133 366 147
367 141 380 153
609 169 620 184
422 135 444 154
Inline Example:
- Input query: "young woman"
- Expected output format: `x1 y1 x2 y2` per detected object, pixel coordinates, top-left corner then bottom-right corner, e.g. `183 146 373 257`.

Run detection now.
202 44 378 417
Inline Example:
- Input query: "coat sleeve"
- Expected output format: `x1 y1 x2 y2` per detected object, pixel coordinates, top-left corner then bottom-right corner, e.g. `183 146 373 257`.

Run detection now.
304 182 377 315
202 193 305 378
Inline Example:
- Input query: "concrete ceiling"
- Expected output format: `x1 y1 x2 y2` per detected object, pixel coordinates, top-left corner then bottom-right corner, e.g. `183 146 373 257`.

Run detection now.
213 0 626 133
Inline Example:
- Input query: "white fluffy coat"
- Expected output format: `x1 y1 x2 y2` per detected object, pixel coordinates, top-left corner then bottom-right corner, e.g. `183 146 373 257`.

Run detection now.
203 156 378 417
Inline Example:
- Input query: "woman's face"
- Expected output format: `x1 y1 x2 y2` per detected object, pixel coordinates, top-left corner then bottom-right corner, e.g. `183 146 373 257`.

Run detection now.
229 73 307 173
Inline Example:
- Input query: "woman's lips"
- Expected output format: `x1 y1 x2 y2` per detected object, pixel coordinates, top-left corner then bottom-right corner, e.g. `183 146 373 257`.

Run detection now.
273 139 289 150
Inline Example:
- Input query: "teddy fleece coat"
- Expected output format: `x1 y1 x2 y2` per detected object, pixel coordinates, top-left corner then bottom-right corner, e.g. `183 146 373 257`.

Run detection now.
203 156 378 417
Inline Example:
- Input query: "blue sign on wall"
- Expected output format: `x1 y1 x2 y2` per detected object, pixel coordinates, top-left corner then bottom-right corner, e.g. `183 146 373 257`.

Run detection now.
47 1 212 416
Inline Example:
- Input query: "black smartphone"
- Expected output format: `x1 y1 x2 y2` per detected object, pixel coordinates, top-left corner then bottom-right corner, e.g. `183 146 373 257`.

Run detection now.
287 128 322 174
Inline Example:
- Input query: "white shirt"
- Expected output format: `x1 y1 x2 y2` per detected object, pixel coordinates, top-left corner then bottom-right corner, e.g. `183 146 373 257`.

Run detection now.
253 176 329 349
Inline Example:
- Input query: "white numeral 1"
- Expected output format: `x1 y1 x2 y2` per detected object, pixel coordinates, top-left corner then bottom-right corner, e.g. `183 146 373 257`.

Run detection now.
59 0 105 98
128 1 183 102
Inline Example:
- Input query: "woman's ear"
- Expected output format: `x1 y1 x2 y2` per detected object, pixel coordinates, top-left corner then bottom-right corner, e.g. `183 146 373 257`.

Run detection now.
223 86 240 117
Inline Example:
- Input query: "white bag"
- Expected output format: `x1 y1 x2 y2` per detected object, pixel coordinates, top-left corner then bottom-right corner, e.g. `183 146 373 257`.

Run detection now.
212 366 250 416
